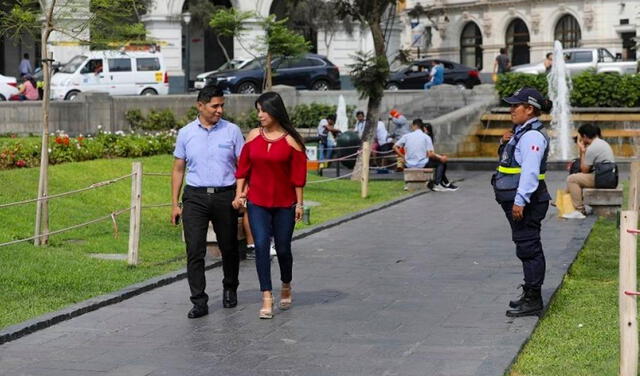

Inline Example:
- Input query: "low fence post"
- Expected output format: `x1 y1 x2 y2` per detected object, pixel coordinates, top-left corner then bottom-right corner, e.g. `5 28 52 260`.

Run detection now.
629 161 640 212
127 162 142 266
361 141 370 198
619 210 638 376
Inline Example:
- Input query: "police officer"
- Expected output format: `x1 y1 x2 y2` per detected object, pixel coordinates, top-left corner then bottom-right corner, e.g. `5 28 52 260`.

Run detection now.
492 87 552 317
171 84 245 319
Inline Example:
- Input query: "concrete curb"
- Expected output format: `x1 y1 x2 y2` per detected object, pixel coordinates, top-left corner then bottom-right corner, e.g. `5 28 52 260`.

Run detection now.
0 189 427 346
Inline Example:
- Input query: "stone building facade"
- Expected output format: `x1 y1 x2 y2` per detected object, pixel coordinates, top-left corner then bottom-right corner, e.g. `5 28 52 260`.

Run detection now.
402 0 640 71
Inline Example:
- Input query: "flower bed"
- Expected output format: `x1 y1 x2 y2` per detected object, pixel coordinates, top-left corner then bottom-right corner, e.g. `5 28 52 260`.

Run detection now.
0 128 176 170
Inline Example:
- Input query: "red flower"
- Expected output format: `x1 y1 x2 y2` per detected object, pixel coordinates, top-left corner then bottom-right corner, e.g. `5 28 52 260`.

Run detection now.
77 136 84 143
55 137 63 144
63 136 70 146
15 160 26 168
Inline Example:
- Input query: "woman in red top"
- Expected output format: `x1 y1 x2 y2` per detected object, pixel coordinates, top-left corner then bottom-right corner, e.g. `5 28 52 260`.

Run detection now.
233 91 307 319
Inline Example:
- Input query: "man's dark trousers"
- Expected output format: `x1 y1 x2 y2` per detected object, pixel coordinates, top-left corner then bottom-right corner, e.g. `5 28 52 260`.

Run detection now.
182 186 239 307
500 199 548 288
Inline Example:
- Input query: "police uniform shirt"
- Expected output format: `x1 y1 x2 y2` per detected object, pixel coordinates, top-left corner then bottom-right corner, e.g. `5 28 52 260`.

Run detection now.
510 117 548 206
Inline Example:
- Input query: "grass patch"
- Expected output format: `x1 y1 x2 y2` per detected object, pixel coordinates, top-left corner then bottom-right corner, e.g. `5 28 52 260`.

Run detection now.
509 185 639 375
0 155 406 329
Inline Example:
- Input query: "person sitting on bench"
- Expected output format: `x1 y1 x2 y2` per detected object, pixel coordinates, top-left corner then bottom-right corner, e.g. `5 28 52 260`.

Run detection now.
393 119 458 192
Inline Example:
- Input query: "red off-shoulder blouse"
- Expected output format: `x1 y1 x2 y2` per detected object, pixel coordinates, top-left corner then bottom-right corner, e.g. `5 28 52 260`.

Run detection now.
236 130 307 208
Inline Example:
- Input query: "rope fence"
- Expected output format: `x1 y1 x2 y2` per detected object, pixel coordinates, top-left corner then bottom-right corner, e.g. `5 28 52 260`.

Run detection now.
0 173 134 209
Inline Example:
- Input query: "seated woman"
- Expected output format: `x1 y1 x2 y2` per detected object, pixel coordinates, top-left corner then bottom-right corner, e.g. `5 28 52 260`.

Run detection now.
11 75 39 101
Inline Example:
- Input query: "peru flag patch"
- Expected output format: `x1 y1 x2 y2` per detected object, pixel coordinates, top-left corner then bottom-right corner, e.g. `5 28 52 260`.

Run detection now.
531 145 540 152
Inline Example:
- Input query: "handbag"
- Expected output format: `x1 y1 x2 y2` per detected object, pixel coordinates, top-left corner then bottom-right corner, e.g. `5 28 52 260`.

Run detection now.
594 162 618 189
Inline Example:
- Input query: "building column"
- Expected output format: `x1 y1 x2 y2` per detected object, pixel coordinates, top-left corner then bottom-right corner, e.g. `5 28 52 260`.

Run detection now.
232 18 267 61
142 14 185 94
46 0 90 66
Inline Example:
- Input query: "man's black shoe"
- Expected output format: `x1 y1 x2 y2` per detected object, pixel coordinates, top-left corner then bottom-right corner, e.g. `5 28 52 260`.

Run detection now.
223 289 237 308
187 305 208 319
506 288 543 317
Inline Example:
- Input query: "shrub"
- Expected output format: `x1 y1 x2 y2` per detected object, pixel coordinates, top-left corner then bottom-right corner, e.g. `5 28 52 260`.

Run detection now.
496 71 640 108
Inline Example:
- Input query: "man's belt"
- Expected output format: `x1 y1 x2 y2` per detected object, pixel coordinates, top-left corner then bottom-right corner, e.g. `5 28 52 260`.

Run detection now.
497 166 545 180
185 184 236 193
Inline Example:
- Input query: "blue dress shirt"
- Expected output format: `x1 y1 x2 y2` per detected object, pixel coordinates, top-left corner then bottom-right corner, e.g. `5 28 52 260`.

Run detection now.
512 117 547 206
173 117 245 187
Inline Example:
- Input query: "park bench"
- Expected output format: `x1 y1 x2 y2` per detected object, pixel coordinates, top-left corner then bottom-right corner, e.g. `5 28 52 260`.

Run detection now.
403 168 434 191
583 186 623 219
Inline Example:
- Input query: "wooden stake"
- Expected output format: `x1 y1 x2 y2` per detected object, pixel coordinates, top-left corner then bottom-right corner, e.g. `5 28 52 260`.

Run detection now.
127 162 143 266
629 161 640 212
361 141 370 198
619 210 638 376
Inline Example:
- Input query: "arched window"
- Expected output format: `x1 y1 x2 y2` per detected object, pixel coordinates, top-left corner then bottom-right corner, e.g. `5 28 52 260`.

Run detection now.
506 19 530 66
460 22 482 69
554 14 581 48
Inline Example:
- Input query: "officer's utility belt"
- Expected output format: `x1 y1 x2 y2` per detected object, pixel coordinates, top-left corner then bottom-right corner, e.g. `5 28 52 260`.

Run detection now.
496 166 545 180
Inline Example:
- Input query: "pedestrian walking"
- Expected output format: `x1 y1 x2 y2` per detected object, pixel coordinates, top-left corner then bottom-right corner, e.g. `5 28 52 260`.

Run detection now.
233 91 307 319
171 84 245 319
493 48 511 76
19 53 32 77
492 87 552 317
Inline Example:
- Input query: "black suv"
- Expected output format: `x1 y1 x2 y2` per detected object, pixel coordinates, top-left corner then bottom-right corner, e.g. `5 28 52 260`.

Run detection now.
206 53 341 94
386 59 481 90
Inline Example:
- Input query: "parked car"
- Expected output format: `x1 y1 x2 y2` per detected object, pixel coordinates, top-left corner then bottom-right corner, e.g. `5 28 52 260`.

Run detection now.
385 59 481 90
206 53 341 94
50 50 169 100
511 48 638 75
194 59 250 90
0 82 19 101
0 73 17 86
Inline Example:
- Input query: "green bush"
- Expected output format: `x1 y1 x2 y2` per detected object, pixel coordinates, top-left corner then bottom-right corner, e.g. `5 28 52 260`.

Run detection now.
496 71 640 107
290 103 356 128
0 131 177 170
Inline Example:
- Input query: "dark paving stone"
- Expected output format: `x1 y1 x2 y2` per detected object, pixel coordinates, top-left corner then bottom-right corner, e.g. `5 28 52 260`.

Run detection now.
0 170 595 375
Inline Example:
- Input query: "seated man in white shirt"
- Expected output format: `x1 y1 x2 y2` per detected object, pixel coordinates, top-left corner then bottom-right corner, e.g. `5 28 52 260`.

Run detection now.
393 119 458 191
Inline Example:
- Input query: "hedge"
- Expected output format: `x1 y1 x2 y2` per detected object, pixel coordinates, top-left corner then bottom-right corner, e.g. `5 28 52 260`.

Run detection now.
495 70 640 107
126 103 357 130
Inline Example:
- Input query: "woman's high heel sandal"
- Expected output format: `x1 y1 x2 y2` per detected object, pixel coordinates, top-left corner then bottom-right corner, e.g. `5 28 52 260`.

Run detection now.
259 294 274 319
280 285 292 310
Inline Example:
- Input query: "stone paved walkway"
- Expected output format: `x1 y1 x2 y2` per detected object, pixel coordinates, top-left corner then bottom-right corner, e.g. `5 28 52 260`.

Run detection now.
0 171 595 376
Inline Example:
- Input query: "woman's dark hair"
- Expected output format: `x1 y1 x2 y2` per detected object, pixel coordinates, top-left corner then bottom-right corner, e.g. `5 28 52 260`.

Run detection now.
423 122 435 142
546 52 553 59
255 91 305 151
24 75 36 88
356 110 364 117
532 98 553 116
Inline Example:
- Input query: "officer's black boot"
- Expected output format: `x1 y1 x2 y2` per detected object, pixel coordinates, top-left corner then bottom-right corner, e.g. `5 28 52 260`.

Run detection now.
508 285 525 308
506 287 543 317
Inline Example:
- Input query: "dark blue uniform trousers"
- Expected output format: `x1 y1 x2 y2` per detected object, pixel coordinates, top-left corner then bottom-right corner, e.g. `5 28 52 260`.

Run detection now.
500 200 548 289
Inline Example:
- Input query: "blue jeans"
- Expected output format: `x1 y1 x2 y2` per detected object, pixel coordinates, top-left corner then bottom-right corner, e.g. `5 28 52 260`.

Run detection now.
247 201 295 291
318 142 333 162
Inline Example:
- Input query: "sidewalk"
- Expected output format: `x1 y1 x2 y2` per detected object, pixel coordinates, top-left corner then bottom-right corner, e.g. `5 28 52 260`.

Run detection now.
0 170 595 376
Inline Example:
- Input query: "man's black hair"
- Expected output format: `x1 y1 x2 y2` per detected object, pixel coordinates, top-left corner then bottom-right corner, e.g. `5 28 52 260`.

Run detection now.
546 52 553 59
356 111 364 116
412 118 423 127
578 123 599 139
500 48 507 54
197 84 224 103
23 53 29 59
327 114 336 121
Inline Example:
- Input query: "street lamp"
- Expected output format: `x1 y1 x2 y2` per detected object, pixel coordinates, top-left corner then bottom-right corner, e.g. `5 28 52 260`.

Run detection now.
182 11 192 92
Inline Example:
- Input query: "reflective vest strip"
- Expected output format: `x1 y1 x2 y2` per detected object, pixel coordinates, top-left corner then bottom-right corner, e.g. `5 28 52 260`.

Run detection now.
497 166 545 180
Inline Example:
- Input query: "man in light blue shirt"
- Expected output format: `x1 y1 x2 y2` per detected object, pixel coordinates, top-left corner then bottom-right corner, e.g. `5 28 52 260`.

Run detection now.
19 53 32 77
171 84 244 319
424 60 444 90
393 119 458 191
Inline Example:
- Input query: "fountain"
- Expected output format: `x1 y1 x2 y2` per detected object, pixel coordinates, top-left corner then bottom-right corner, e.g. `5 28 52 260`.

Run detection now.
547 40 574 160
335 95 349 133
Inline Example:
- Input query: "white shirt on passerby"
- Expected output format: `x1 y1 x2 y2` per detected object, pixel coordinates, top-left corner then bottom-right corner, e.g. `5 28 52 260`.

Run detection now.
394 129 434 168
375 121 389 145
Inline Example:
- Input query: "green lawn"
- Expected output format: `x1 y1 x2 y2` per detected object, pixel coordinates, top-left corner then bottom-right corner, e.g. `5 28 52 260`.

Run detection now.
509 190 639 375
0 155 406 329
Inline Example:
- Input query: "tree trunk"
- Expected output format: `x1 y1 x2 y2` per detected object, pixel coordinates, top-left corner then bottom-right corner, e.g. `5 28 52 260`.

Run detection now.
216 35 231 63
351 14 388 181
264 51 272 91
34 27 52 246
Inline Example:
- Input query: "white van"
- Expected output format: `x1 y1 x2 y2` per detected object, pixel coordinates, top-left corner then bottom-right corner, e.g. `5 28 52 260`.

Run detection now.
50 50 169 100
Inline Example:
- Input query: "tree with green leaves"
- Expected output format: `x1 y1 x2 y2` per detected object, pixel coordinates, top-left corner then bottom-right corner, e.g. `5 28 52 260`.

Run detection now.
0 0 150 246
336 0 396 182
209 7 254 63
259 15 310 91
